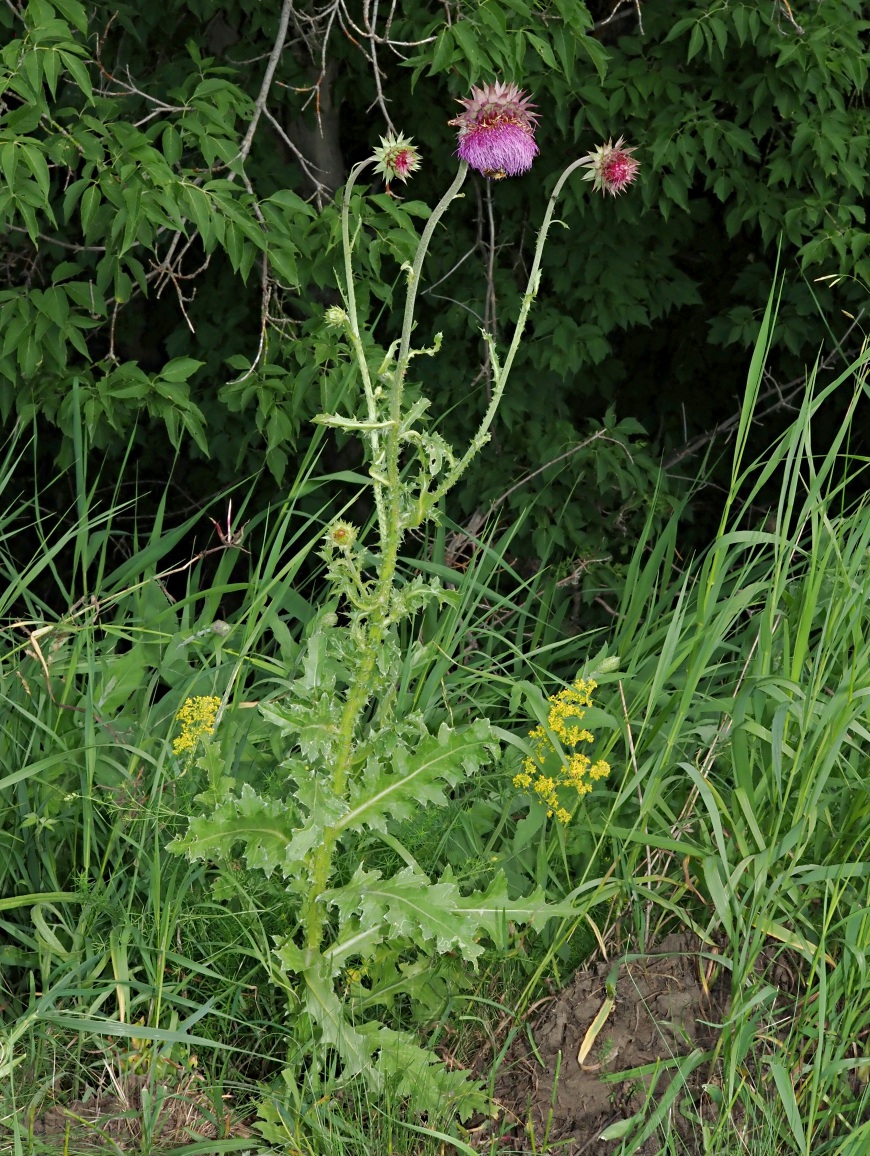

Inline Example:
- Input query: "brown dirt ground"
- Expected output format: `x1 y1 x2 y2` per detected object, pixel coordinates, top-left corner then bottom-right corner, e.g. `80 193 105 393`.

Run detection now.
3 1070 251 1152
483 933 730 1155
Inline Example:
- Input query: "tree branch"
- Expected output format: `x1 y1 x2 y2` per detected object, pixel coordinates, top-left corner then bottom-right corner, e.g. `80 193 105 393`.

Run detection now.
233 0 294 175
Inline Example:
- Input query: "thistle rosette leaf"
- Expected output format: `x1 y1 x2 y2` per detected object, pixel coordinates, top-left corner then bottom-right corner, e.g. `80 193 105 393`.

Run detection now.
449 80 539 178
454 870 579 939
367 1023 489 1122
265 942 489 1120
274 941 374 1079
323 861 581 968
170 782 301 880
323 863 486 962
336 719 497 835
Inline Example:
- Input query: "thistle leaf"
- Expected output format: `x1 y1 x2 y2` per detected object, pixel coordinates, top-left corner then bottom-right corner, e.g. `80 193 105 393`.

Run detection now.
170 783 299 879
262 692 341 760
454 870 579 937
365 1022 489 1122
275 940 375 1081
337 718 497 834
323 864 486 963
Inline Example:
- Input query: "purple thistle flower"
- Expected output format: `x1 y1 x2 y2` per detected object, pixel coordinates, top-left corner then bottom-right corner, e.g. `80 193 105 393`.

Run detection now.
579 137 640 197
448 81 539 179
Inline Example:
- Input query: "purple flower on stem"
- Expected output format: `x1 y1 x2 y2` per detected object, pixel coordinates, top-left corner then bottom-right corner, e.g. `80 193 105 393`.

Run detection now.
373 132 421 191
448 81 539 179
579 137 640 197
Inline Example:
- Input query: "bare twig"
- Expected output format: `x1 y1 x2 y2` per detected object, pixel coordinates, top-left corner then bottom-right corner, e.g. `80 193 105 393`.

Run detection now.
595 0 644 34
362 0 394 129
233 0 294 174
5 223 105 254
262 106 329 195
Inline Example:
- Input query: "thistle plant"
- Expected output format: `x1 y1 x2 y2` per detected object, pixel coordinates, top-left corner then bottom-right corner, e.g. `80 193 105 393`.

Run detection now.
173 83 639 1123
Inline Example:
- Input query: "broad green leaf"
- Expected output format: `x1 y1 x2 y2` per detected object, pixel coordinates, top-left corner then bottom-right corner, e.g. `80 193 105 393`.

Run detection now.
323 864 485 963
160 356 205 382
526 32 557 70
171 783 301 879
337 719 497 834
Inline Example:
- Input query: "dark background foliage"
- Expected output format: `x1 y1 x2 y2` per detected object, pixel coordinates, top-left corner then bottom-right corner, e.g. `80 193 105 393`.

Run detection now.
1 0 868 609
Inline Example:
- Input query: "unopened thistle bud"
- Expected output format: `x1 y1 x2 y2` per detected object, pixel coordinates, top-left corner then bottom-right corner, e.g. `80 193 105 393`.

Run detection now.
579 137 640 197
448 80 539 179
325 305 348 328
372 132 421 190
325 520 358 553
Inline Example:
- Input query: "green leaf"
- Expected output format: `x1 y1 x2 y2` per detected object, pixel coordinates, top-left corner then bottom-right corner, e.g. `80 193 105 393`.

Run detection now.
323 864 486 963
162 124 182 166
80 184 100 236
52 0 89 34
431 27 454 74
59 49 92 101
160 356 204 382
273 942 374 1079
526 32 557 70
262 692 342 761
170 783 301 880
269 244 298 286
687 22 705 62
452 20 482 73
454 871 578 939
0 142 18 188
20 144 50 201
368 1023 489 1122
337 719 497 834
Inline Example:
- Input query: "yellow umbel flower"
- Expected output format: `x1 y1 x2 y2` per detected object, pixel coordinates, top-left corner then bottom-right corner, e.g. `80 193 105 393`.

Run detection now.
172 695 221 756
513 678 611 824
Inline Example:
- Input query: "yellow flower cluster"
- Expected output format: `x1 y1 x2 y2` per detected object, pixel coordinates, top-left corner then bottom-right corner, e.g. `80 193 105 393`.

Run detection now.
172 695 221 756
513 678 610 824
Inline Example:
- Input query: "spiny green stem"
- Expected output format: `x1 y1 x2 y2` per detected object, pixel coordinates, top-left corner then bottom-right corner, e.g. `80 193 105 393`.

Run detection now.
304 167 470 951
341 158 387 538
394 163 468 396
425 158 588 514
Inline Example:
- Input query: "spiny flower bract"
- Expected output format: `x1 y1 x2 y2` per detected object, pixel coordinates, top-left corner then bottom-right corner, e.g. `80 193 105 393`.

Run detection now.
448 80 539 179
372 132 421 190
513 678 611 824
325 519 358 553
579 136 640 197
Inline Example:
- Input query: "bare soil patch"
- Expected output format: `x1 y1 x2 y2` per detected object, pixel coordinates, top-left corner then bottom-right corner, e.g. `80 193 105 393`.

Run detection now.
488 934 728 1154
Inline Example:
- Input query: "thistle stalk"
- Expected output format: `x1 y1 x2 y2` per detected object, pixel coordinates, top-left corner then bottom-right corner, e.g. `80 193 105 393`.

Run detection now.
304 162 468 949
341 158 387 537
305 119 639 948
423 157 588 516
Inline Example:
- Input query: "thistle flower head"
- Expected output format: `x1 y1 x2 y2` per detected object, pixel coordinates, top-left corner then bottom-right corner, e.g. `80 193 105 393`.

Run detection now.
324 304 348 328
448 80 539 179
372 132 421 190
325 519 358 553
579 137 640 197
